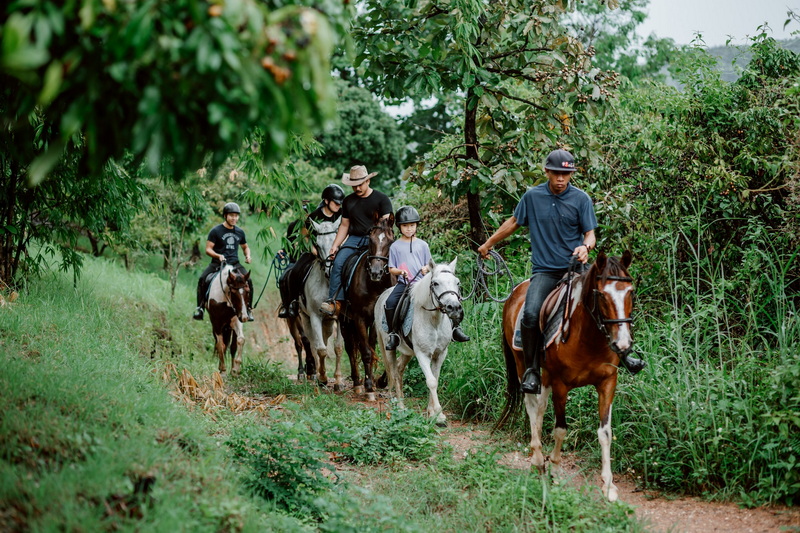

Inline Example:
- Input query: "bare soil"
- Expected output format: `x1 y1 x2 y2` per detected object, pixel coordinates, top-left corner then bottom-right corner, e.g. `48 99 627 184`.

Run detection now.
246 295 800 533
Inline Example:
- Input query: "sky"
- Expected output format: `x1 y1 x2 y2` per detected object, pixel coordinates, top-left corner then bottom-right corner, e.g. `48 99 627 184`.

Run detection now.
636 0 800 47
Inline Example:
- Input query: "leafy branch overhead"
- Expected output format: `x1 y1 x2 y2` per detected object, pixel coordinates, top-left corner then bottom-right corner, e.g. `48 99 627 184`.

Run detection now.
1 0 352 183
355 0 619 240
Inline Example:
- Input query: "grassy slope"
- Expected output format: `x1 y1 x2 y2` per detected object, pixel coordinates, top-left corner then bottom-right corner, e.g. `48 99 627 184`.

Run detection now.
0 253 644 531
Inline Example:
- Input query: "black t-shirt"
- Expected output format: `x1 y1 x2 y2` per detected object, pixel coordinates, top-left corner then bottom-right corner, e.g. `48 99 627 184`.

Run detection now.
307 205 342 226
207 223 246 265
341 190 393 236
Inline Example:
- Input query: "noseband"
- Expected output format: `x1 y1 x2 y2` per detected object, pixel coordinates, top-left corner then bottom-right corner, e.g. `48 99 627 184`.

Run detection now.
586 274 634 356
422 269 462 313
367 225 391 276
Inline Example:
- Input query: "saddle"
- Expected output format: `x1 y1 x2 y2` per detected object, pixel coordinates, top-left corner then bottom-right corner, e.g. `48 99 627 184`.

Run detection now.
340 247 368 297
512 272 583 351
379 286 415 348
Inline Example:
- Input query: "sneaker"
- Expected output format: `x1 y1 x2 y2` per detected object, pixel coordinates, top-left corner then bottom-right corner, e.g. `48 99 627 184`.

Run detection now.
278 305 290 319
319 300 341 317
192 307 204 321
385 332 400 351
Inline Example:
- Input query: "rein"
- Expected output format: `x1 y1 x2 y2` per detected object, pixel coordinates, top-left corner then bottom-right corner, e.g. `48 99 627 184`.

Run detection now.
462 250 514 302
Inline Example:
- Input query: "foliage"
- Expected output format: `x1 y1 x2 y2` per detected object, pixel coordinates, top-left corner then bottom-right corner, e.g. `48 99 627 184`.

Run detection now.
566 0 678 82
1 0 349 182
227 421 335 514
355 0 619 243
308 80 407 188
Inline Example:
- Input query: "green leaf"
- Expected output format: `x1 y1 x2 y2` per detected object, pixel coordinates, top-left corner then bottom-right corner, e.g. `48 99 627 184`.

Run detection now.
38 60 63 106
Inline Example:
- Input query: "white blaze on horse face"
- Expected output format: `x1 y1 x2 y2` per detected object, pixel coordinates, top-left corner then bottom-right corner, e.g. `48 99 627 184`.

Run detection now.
604 281 632 351
378 233 385 243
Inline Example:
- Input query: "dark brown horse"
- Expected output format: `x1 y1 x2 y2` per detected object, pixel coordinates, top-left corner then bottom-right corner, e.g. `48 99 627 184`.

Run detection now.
495 251 634 501
340 213 395 400
206 264 251 376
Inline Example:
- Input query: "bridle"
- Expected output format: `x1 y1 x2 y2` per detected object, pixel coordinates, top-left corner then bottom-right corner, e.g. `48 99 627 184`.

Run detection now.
586 274 634 356
422 268 462 313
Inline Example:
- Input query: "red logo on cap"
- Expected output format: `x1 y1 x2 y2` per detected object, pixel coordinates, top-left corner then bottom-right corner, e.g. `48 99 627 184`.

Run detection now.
562 161 574 168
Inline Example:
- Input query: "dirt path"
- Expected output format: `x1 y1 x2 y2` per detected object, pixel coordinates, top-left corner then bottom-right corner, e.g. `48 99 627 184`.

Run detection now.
246 301 800 533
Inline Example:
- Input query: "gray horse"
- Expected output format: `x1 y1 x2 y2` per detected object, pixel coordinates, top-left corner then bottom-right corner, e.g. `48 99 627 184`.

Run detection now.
298 217 344 388
374 258 463 424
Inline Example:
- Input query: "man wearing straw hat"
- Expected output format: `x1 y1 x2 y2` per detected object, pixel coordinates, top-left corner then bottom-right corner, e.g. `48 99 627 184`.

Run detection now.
319 165 393 317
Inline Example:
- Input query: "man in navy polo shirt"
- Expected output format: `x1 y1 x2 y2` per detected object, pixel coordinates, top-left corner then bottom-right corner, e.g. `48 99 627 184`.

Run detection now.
478 149 644 395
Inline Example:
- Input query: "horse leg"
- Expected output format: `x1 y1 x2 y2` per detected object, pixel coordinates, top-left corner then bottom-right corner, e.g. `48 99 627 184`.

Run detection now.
216 326 231 375
343 327 362 393
597 378 619 502
361 325 378 401
525 385 551 473
416 352 445 425
231 321 244 377
549 382 569 472
331 321 344 392
429 351 448 425
289 318 305 382
301 332 314 379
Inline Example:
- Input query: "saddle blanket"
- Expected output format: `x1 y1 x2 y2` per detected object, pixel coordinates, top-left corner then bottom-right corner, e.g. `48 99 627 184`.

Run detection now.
380 306 414 338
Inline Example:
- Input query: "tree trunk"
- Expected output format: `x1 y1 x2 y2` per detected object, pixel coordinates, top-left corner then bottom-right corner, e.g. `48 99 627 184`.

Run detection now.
464 88 486 248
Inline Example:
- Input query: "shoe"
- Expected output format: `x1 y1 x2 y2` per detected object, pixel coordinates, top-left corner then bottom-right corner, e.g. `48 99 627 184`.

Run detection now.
452 326 470 342
385 332 400 351
278 305 290 319
620 355 646 375
319 300 341 317
193 307 204 321
520 367 542 395
288 300 299 318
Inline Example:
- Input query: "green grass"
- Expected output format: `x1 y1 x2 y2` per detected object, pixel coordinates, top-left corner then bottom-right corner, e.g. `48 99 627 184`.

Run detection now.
0 253 645 531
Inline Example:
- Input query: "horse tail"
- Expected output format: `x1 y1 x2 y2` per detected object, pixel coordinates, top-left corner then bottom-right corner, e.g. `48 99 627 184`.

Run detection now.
493 331 522 432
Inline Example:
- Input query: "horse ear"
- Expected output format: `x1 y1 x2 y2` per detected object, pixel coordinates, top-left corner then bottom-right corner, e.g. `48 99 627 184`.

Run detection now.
595 251 607 272
621 250 633 269
244 271 251 281
387 213 394 227
449 257 457 272
372 211 381 224
428 258 436 271
309 218 320 232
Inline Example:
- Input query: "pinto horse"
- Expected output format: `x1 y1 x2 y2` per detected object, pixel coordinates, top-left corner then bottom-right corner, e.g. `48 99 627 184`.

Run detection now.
339 213 394 401
206 263 251 377
495 251 634 501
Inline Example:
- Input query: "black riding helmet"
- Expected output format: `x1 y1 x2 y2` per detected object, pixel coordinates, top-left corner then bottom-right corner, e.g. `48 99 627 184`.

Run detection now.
321 184 345 205
395 206 421 227
223 202 241 216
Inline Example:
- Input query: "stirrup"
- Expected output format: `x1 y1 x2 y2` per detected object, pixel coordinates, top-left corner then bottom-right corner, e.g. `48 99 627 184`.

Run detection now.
193 307 204 321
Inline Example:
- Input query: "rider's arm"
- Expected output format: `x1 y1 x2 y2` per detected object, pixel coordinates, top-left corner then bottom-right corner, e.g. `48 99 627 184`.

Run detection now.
477 216 521 258
241 242 252 263
205 240 224 262
329 217 350 255
572 229 596 263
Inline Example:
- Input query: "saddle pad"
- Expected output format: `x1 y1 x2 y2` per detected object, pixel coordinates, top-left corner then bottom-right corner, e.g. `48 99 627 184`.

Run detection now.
341 249 367 296
380 306 414 338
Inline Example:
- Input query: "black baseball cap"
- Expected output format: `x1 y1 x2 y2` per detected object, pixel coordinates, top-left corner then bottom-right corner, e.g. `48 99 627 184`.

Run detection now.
544 149 577 172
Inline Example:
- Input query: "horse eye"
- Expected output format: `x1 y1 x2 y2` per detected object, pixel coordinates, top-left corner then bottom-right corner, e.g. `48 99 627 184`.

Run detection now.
432 281 439 287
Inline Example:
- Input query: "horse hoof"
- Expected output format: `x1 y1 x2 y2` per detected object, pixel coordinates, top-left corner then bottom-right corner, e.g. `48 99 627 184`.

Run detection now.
333 383 342 392
297 374 305 383
606 485 619 502
365 392 376 402
435 419 447 428
354 385 365 395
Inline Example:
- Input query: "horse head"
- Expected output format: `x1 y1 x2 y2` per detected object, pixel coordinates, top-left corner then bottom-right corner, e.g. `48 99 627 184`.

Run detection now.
226 267 251 323
309 217 341 276
583 250 634 356
428 257 463 324
366 213 394 282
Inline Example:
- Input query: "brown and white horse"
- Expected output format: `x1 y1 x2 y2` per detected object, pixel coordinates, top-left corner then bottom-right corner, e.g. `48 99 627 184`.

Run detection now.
495 251 634 501
206 263 251 377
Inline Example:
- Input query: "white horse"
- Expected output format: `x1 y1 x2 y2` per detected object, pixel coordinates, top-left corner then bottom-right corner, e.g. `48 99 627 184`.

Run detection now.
206 263 250 377
298 217 344 389
374 258 463 425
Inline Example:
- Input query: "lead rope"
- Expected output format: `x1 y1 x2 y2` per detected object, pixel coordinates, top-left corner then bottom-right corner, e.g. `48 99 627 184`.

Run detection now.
461 250 514 303
253 252 290 309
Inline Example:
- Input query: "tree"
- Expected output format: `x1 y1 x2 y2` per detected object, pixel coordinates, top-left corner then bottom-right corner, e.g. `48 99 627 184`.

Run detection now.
0 1 351 286
355 0 618 246
307 80 407 187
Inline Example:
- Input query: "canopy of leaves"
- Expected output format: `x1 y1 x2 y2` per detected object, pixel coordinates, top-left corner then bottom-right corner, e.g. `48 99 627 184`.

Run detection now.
1 0 350 183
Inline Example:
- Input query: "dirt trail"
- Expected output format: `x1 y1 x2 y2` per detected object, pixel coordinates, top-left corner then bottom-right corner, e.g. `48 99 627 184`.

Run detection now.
245 298 800 533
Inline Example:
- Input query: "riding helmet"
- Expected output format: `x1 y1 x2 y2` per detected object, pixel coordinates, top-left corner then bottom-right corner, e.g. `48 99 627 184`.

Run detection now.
222 202 241 216
395 206 421 227
321 184 345 205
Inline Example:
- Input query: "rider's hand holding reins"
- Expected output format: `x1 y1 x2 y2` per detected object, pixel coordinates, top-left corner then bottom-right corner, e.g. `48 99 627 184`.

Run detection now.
572 244 590 264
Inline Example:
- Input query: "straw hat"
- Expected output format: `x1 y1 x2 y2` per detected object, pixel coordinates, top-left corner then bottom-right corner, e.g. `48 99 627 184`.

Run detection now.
341 165 377 186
